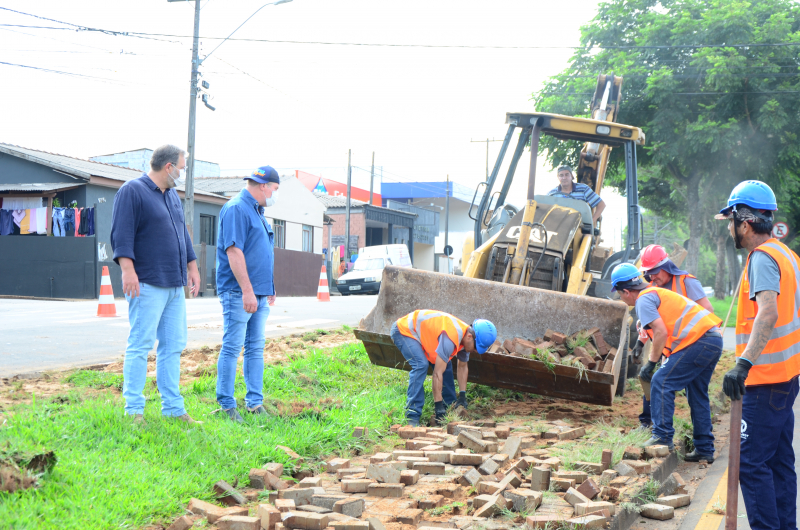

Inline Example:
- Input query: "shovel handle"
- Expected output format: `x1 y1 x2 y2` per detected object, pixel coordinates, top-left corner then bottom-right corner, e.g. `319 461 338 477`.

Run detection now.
726 398 742 530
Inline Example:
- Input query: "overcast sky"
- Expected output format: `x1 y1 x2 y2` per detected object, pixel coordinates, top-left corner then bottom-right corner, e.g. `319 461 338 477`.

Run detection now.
0 0 631 250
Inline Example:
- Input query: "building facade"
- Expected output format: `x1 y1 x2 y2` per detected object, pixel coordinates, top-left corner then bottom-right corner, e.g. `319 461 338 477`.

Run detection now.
91 148 221 178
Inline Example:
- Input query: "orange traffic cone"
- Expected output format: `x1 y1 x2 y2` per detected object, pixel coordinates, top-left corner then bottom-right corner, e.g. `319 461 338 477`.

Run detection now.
97 265 118 317
317 264 331 302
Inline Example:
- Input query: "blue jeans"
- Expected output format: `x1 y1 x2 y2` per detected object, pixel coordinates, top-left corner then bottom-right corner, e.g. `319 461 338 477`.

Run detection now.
390 323 457 422
639 395 652 426
650 334 722 454
740 377 799 530
123 283 187 417
216 291 270 410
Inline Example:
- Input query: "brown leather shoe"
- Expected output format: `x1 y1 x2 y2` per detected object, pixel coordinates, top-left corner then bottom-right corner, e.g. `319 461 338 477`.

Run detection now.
174 413 203 424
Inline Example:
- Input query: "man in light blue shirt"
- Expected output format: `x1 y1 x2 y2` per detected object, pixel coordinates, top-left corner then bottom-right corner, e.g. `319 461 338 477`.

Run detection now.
547 166 606 224
215 166 279 422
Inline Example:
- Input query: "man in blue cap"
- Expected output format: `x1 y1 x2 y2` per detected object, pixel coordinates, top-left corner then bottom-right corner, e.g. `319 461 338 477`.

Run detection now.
215 166 280 422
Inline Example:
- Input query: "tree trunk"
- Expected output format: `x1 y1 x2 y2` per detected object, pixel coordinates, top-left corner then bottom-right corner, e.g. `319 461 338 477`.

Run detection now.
714 227 727 300
684 172 703 276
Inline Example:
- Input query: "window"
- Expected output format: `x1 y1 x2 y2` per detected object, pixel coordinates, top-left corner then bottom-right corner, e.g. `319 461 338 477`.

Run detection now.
302 224 313 252
273 219 285 249
199 214 216 245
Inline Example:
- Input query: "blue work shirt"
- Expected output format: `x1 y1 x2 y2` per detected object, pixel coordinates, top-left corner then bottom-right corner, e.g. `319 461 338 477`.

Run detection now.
110 174 197 288
216 188 275 296
547 182 602 208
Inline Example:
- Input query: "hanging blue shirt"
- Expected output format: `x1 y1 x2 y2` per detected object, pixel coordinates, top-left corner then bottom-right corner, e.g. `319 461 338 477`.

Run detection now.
216 188 275 296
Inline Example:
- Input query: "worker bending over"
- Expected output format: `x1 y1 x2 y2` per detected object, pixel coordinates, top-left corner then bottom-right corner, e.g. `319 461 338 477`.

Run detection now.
390 310 497 426
548 165 606 224
718 181 800 530
611 264 722 455
634 244 715 431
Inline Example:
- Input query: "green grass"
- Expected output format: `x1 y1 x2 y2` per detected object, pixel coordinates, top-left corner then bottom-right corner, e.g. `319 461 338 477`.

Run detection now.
709 296 738 327
550 420 651 470
63 370 124 390
0 343 408 530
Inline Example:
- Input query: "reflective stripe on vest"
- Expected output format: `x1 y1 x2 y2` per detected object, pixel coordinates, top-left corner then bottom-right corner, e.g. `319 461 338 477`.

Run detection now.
669 273 697 299
641 287 722 356
396 310 470 364
735 239 800 386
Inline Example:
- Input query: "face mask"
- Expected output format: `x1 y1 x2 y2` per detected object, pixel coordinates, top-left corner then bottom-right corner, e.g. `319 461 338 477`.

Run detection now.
167 166 186 188
263 189 278 207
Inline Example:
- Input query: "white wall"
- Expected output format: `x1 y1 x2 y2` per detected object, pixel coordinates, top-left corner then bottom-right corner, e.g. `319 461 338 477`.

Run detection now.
264 174 325 254
413 243 435 271
314 227 323 254
284 221 303 251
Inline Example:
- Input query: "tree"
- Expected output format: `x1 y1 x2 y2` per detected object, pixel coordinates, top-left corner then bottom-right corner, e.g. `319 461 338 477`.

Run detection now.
532 0 800 285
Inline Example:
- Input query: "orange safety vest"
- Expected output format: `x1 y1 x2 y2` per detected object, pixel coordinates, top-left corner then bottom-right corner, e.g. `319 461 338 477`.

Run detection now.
396 310 470 364
641 287 721 357
736 239 800 386
669 273 699 299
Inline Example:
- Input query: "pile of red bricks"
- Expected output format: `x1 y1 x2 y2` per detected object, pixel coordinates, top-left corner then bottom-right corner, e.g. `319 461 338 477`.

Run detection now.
165 420 690 530
491 328 617 374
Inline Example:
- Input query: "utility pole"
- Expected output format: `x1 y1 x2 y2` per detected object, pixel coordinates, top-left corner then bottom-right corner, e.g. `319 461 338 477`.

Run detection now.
470 138 503 180
345 149 352 262
369 151 375 206
185 0 201 241
444 175 450 254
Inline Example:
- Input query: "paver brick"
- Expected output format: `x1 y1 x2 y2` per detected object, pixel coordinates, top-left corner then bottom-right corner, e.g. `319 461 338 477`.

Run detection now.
503 488 542 512
214 480 247 506
413 462 446 475
645 445 671 458
623 446 643 460
275 499 297 512
406 439 434 450
613 462 637 477
340 479 374 493
299 477 323 488
555 470 588 483
367 483 405 498
276 446 304 463
395 509 423 526
640 503 674 520
418 495 446 510
566 514 606 529
600 486 620 500
397 426 427 439
297 505 331 514
166 516 193 530
452 424 483 438
495 426 511 439
420 444 444 452
370 453 392 463
312 495 348 511
499 436 521 459
265 463 285 478
557 427 586 441
327 458 351 473
477 481 503 495
396 456 429 463
450 453 482 466
457 431 488 452
473 494 512 518
365 517 386 530
331 522 370 530
337 468 367 478
478 458 499 476
575 462 604 475
519 436 541 449
366 464 401 484
458 468 482 487
333 498 364 518
574 501 615 516
601 469 617 482
399 470 419 485
576 478 600 500
530 467 551 491
564 487 591 507
217 515 261 530
425 451 454 463
656 494 691 508
526 515 569 529
549 478 575 491
621 460 652 474
279 489 316 506
259 504 282 530
392 450 425 458
187 498 248 524
281 512 330 530
352 427 367 438
250 468 283 490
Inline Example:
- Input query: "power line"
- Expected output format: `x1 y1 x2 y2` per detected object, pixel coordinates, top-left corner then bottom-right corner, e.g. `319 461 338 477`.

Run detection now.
0 60 131 84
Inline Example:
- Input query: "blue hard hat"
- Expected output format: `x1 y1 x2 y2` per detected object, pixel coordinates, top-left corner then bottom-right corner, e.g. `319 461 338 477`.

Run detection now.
472 319 497 354
717 180 777 219
610 263 645 292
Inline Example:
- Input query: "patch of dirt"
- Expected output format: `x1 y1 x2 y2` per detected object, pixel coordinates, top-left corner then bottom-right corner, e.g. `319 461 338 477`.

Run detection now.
0 450 56 493
0 463 35 493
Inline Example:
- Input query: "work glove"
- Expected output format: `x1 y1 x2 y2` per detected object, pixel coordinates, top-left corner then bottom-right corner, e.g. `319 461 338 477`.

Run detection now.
631 340 645 365
723 358 752 401
434 401 447 426
639 360 657 384
456 391 468 409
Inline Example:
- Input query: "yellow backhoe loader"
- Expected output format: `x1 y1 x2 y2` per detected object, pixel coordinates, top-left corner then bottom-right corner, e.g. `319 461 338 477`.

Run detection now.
355 75 647 406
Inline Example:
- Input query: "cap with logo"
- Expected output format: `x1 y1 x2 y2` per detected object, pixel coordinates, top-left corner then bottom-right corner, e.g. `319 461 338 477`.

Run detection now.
246 165 280 184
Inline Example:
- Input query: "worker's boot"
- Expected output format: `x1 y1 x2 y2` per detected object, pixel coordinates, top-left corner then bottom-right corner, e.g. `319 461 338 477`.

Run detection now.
642 436 674 452
434 401 447 426
407 418 420 427
683 449 715 464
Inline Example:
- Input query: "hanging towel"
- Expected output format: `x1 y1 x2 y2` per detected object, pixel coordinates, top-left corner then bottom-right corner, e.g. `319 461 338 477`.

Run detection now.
74 207 81 237
87 207 95 236
28 208 38 233
78 208 89 236
12 209 25 228
36 207 47 234
20 209 31 234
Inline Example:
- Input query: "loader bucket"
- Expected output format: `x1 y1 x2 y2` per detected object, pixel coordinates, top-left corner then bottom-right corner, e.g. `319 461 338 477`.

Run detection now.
356 266 630 406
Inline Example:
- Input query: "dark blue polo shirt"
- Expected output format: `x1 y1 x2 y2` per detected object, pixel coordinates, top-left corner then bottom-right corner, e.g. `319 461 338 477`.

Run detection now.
110 174 197 288
216 188 275 296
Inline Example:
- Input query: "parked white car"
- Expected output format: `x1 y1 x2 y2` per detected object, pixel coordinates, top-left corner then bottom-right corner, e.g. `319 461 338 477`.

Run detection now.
337 244 412 295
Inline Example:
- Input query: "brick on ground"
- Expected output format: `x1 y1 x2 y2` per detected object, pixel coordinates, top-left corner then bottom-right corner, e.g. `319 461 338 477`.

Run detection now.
392 449 424 458
365 517 387 530
214 480 247 506
530 467 551 491
499 436 522 459
600 486 620 501
332 522 370 530
623 446 643 460
656 494 691 508
312 495 347 511
297 505 331 515
435 483 460 498
491 454 509 465
621 460 652 474
601 469 618 482
366 464 401 484
550 477 575 492
478 458 499 476
527 515 570 529
503 489 542 512
420 444 444 452
557 427 586 440
556 470 588 483
370 453 392 463
275 499 296 512
337 468 367 479
276 446 304 463
519 436 541 448
400 470 419 485
327 458 351 472
299 477 323 488
645 445 671 458
406 439 435 450
259 504 282 530
478 481 503 495
413 462 446 475
450 453 482 466
576 478 600 500
564 487 591 507
397 456 429 463
575 462 604 475
397 426 427 439
333 498 365 518
495 426 510 439
265 463 285 477
395 509 423 526
614 462 637 476
574 501 615 516
473 494 512 517
279 489 316 506
367 483 405 498
418 495 446 510
250 468 284 490
640 503 675 520
458 468 482 487
457 431 488 452
187 499 248 524
340 479 374 493
425 451 454 463
352 427 367 438
166 516 194 530
281 512 330 530
217 515 261 530
566 514 607 529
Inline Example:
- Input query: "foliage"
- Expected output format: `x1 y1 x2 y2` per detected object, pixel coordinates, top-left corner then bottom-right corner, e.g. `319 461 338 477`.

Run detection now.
0 343 407 530
551 420 650 470
63 370 124 390
532 0 800 275
709 296 739 326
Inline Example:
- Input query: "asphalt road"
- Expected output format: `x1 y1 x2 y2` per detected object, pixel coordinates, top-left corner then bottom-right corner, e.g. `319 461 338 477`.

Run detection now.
0 294 379 378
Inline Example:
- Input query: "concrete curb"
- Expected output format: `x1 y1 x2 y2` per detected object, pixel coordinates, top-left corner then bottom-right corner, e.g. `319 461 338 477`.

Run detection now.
609 450 679 530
